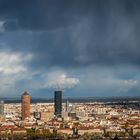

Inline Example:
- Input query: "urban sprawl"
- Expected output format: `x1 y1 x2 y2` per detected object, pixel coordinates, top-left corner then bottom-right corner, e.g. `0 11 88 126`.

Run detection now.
0 91 140 140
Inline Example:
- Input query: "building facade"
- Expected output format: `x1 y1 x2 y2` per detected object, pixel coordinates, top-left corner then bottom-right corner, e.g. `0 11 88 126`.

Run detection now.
0 100 4 116
54 90 62 117
21 92 30 120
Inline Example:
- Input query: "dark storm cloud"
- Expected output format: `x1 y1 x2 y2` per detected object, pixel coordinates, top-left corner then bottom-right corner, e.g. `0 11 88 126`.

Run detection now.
0 0 140 68
0 0 139 31
0 0 88 30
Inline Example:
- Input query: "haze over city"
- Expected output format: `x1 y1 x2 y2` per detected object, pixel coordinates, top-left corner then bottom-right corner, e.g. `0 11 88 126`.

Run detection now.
0 0 140 98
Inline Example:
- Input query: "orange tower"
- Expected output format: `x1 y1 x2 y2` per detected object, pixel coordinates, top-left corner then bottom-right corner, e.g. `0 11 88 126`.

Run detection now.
21 91 30 120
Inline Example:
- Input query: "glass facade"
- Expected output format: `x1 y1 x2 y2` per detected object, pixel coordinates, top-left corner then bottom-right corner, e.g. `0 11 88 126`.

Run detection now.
54 91 62 117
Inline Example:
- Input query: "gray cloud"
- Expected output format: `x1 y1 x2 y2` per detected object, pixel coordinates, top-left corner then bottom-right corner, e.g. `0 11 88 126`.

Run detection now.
0 0 140 97
0 0 88 30
0 0 138 67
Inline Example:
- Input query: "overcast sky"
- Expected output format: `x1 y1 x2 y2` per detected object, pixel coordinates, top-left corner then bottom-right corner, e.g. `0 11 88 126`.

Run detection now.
0 0 140 98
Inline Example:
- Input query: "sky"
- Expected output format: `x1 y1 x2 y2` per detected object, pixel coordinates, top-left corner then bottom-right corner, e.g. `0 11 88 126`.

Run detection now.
0 0 140 98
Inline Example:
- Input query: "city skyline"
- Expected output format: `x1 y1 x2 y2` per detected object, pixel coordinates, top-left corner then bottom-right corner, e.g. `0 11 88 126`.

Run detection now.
0 0 140 97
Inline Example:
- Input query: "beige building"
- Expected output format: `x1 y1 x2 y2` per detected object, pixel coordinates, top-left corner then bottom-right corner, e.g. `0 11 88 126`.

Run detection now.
41 111 54 122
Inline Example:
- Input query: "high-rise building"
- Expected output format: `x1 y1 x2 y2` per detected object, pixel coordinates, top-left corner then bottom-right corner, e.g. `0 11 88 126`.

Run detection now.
21 91 30 120
65 100 69 112
54 90 62 117
0 100 4 116
65 100 75 113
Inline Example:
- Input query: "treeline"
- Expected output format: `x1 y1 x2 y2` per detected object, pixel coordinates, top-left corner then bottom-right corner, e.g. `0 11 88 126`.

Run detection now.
0 129 140 140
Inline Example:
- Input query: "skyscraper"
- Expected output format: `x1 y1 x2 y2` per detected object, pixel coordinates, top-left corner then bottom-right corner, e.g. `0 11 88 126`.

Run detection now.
21 91 30 120
54 90 62 117
0 100 4 116
65 100 69 112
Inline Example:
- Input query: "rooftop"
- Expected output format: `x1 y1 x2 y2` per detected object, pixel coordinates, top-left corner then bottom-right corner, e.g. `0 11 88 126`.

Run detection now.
22 91 30 96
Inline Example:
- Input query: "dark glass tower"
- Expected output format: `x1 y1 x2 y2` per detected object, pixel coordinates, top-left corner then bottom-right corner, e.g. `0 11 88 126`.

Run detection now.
54 91 62 117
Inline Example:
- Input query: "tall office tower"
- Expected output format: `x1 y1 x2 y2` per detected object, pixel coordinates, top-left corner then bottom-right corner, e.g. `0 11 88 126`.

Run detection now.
21 91 30 120
0 100 4 116
54 90 62 117
65 100 69 112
